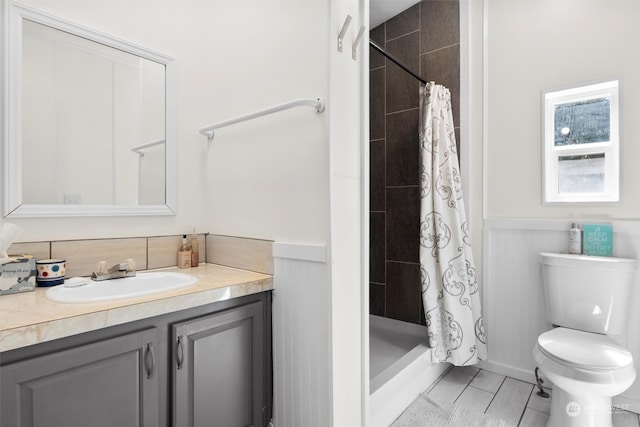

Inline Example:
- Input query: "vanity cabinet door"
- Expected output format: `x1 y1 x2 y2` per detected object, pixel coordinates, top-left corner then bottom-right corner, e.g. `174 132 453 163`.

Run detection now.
172 301 265 427
0 328 159 427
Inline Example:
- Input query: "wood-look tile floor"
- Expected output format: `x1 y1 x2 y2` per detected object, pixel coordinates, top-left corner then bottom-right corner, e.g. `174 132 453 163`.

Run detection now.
424 366 640 427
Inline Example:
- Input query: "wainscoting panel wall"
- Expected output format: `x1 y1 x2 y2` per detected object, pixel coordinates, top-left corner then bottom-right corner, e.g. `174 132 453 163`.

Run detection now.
483 219 640 412
272 243 330 427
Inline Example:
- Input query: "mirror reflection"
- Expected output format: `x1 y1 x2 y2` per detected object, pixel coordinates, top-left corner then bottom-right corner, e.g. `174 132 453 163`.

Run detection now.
21 19 166 206
4 2 176 217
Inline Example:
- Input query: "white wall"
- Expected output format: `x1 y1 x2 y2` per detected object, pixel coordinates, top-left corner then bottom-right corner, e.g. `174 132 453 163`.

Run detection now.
482 0 640 412
461 0 485 298
4 0 331 244
3 2 369 426
4 0 205 239
485 0 640 220
201 0 330 244
328 0 366 424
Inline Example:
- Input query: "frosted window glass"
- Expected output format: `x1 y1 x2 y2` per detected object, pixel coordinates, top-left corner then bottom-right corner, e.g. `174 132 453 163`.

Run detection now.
558 154 605 193
554 97 610 147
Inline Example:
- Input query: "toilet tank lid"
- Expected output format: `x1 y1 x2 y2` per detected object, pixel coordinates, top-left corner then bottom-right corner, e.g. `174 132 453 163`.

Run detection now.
539 252 638 271
538 328 633 370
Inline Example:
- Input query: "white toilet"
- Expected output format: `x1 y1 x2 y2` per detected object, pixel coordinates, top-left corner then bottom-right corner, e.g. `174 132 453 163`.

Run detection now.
534 252 638 427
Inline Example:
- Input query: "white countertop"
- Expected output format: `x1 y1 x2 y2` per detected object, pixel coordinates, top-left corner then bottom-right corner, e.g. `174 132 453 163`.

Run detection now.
0 263 272 352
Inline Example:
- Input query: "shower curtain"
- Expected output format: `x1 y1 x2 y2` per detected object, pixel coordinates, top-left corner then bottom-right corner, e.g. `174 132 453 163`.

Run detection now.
419 82 487 366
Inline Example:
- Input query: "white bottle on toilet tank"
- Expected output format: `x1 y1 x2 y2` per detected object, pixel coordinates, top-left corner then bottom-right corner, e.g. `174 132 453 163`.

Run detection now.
569 223 581 255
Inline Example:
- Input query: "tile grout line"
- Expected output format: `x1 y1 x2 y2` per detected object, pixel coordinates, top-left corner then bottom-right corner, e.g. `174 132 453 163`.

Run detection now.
517 407 548 427
385 28 421 45
516 390 533 427
453 367 482 406
424 365 453 395
438 368 640 427
481 375 507 415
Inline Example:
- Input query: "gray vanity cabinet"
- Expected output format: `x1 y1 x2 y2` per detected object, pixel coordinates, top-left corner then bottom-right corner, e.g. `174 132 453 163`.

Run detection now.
172 300 265 427
0 291 272 427
0 328 159 427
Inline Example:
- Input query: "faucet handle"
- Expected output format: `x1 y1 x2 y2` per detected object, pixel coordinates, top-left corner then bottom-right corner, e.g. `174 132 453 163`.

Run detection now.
96 260 108 275
90 259 136 281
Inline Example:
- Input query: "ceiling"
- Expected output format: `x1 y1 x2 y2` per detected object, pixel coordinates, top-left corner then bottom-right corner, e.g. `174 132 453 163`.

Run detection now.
370 0 421 28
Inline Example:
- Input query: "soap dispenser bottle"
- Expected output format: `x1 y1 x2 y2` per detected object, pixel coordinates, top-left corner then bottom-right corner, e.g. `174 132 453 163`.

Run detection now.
178 235 192 268
569 223 582 255
190 235 199 267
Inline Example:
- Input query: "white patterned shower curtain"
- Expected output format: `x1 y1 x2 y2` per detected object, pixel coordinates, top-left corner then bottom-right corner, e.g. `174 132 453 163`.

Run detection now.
419 82 487 366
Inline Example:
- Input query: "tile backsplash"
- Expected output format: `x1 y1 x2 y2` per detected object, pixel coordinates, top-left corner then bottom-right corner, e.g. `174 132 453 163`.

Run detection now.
9 234 207 278
206 235 273 275
8 233 274 278
52 238 148 278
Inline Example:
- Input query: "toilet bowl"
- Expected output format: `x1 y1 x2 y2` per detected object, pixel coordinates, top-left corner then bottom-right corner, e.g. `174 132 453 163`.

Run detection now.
534 327 635 427
535 252 638 427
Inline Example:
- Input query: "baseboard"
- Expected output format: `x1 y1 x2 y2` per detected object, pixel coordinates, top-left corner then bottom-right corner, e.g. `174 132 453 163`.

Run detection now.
479 360 538 385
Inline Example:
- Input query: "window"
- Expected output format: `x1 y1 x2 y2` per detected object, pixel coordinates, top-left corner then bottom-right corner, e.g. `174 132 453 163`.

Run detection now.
542 80 619 203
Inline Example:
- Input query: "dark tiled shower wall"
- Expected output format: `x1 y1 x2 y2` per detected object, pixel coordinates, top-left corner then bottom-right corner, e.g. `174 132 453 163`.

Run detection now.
369 1 460 325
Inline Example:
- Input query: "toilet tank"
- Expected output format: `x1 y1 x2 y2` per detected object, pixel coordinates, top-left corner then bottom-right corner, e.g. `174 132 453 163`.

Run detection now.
540 252 637 335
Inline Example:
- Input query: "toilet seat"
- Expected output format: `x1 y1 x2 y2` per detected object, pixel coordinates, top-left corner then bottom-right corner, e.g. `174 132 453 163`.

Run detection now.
534 328 637 427
537 327 633 371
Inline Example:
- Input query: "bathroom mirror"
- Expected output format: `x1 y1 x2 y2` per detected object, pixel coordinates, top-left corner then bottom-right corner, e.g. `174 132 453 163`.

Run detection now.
3 2 176 217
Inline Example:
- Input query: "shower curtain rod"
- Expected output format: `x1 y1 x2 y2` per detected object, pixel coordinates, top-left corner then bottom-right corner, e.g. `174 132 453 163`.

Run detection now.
369 40 427 85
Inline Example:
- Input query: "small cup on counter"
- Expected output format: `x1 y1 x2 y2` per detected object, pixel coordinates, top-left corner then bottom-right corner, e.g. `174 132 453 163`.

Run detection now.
36 259 66 287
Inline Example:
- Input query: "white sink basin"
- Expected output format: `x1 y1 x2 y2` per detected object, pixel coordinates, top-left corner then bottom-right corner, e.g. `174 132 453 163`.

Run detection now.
46 272 197 303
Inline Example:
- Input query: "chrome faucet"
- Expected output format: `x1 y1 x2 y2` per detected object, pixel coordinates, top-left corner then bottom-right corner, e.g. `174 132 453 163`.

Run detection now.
91 259 136 281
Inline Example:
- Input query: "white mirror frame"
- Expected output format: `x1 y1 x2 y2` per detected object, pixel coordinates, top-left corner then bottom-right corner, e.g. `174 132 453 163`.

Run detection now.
3 2 177 217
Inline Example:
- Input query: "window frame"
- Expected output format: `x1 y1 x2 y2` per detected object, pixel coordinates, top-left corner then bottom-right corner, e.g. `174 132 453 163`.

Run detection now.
542 80 620 204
